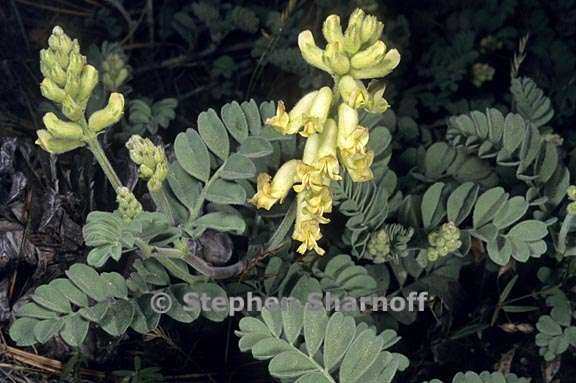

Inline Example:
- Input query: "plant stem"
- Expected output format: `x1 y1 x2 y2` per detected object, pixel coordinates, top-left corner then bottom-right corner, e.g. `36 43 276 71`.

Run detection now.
557 213 574 255
188 164 224 222
81 118 122 191
150 185 176 225
134 238 204 285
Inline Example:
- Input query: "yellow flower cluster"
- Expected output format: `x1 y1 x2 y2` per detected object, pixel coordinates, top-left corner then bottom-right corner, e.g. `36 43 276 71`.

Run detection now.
250 9 400 255
36 26 124 154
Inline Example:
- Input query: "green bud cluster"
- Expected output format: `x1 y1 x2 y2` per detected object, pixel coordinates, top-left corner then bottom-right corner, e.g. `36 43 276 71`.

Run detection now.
102 53 130 92
365 224 413 263
566 185 576 215
126 135 169 192
36 26 125 155
40 26 98 121
471 63 495 87
116 187 143 223
298 8 400 81
480 35 503 53
426 222 462 262
366 229 391 262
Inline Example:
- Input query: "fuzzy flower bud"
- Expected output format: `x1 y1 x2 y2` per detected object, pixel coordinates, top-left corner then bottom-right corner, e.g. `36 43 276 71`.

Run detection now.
367 230 391 262
567 185 576 201
343 24 362 55
322 15 344 44
471 63 495 87
88 93 125 132
62 95 83 121
427 222 462 261
298 31 331 73
40 78 66 104
347 8 366 32
126 135 168 192
35 129 85 154
47 26 73 55
360 15 383 45
116 187 143 223
323 42 350 75
42 112 83 140
349 49 401 80
351 40 387 70
77 65 99 103
102 53 130 92
567 202 576 216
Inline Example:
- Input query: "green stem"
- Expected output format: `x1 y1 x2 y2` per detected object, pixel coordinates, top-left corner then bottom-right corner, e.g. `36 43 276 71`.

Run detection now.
81 118 122 191
188 164 224 222
557 213 574 255
134 238 204 285
150 185 176 225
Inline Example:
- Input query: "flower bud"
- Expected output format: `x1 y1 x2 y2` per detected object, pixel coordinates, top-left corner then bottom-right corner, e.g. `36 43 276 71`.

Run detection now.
367 230 391 262
567 185 576 201
40 78 66 104
568 202 576 216
64 72 81 99
347 8 365 31
298 31 331 73
62 95 83 121
76 65 99 102
42 112 83 140
360 15 383 44
343 24 362 55
88 93 124 132
126 135 168 191
40 50 59 75
67 51 85 78
35 129 84 154
48 65 67 87
351 41 387 70
322 15 344 44
350 49 401 79
48 26 73 55
116 187 143 223
323 42 350 75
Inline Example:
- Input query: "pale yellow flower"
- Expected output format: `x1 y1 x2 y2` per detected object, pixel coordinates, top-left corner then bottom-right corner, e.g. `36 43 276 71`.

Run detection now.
266 91 318 135
294 162 325 193
293 219 325 255
340 126 370 154
341 150 375 182
300 87 333 137
304 186 333 216
249 160 299 210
